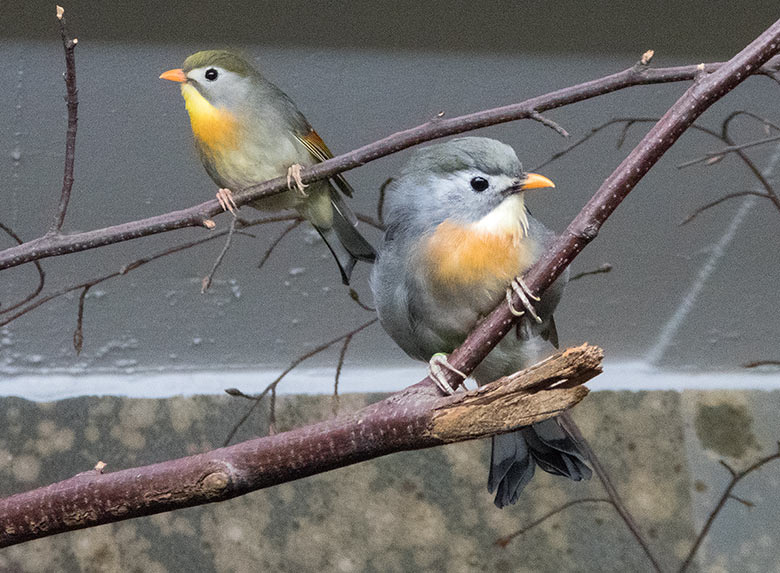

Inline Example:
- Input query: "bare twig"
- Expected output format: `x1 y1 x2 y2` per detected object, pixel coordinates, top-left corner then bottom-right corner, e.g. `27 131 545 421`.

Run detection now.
0 222 45 313
677 133 780 168
50 6 79 234
560 412 664 573
742 359 780 368
4 55 780 271
539 116 780 224
570 263 613 282
73 285 89 355
332 333 354 417
679 191 769 225
529 111 570 138
377 177 393 225
256 218 303 270
222 318 378 446
495 497 612 548
202 216 239 293
0 215 297 329
678 446 780 573
348 288 375 312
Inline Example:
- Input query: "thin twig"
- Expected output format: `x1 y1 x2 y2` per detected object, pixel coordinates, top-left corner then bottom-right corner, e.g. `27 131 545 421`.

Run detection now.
570 263 613 282
679 191 769 225
0 222 45 313
560 412 664 573
678 134 780 168
50 6 79 234
348 288 375 312
73 285 89 355
222 318 378 445
202 217 239 293
268 385 277 435
257 218 302 270
0 216 295 329
678 446 780 573
356 213 386 232
742 359 780 368
377 177 393 225
495 497 613 548
529 111 570 138
332 333 354 417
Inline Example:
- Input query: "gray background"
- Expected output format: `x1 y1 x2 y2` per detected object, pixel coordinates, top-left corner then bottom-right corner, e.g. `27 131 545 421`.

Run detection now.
1 2 778 381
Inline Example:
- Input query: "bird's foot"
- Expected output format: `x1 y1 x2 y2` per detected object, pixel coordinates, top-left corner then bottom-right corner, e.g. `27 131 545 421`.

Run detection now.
428 352 467 395
287 164 309 197
216 188 238 215
506 277 542 324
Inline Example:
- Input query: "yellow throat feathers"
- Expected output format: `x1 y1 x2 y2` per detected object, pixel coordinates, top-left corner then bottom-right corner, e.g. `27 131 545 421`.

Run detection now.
423 195 536 288
180 84 239 151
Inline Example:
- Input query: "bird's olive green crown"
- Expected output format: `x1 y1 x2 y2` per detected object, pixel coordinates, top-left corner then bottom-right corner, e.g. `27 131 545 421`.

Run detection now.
182 50 258 77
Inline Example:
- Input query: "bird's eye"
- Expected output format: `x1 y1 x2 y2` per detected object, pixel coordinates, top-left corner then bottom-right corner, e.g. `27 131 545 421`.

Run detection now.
205 68 219 81
470 177 489 192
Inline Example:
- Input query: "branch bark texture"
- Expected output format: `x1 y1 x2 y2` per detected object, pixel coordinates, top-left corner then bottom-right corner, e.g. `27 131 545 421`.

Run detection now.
0 344 600 548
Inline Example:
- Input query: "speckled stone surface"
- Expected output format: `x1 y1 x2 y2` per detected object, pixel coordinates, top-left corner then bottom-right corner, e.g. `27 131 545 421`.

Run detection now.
0 390 777 572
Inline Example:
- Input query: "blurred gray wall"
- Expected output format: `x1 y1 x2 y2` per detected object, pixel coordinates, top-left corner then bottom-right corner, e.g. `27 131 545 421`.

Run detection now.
1 1 778 379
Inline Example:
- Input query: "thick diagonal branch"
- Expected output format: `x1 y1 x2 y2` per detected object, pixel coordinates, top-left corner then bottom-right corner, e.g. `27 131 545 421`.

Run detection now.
0 344 601 548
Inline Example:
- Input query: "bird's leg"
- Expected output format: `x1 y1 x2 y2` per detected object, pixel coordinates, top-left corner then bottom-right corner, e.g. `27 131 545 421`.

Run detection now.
506 277 542 324
287 164 309 197
428 352 467 395
216 188 238 215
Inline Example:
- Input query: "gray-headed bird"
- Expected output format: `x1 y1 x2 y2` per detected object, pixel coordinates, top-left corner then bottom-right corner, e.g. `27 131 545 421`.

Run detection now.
370 137 591 507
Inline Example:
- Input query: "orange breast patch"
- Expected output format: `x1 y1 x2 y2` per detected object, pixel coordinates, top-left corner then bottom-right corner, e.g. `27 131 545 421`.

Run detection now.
422 220 536 290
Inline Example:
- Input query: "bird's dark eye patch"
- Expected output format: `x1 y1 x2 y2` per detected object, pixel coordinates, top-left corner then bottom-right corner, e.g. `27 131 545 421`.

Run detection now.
470 176 489 192
205 68 219 81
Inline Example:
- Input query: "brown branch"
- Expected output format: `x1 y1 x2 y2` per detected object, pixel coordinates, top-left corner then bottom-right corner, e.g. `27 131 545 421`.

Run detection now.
3 54 780 272
742 359 780 368
256 218 302 270
679 190 770 225
50 6 78 234
0 215 295 329
560 412 664 572
0 344 601 548
677 133 780 168
332 332 354 417
569 263 613 282
201 216 239 292
73 285 88 355
0 222 45 313
222 318 379 446
495 497 613 548
377 177 393 225
678 446 780 573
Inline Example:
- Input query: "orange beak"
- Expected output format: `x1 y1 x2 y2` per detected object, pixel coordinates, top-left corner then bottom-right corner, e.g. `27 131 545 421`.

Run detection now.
520 173 555 190
159 68 187 83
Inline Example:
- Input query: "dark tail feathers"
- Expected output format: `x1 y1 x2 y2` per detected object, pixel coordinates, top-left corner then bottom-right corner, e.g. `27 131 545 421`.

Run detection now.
488 417 592 508
316 196 376 285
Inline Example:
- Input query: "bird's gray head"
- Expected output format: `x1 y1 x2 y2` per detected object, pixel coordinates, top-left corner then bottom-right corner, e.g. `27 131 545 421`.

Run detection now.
385 137 552 235
179 50 260 109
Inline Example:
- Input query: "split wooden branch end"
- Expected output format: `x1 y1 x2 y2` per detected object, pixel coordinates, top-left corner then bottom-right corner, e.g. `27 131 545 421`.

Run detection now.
429 344 601 441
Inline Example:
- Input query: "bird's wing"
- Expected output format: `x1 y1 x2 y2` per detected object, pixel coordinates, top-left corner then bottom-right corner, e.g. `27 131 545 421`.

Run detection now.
294 129 354 198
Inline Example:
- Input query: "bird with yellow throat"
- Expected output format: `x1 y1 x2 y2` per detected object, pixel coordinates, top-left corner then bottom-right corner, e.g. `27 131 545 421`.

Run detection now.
160 50 376 284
